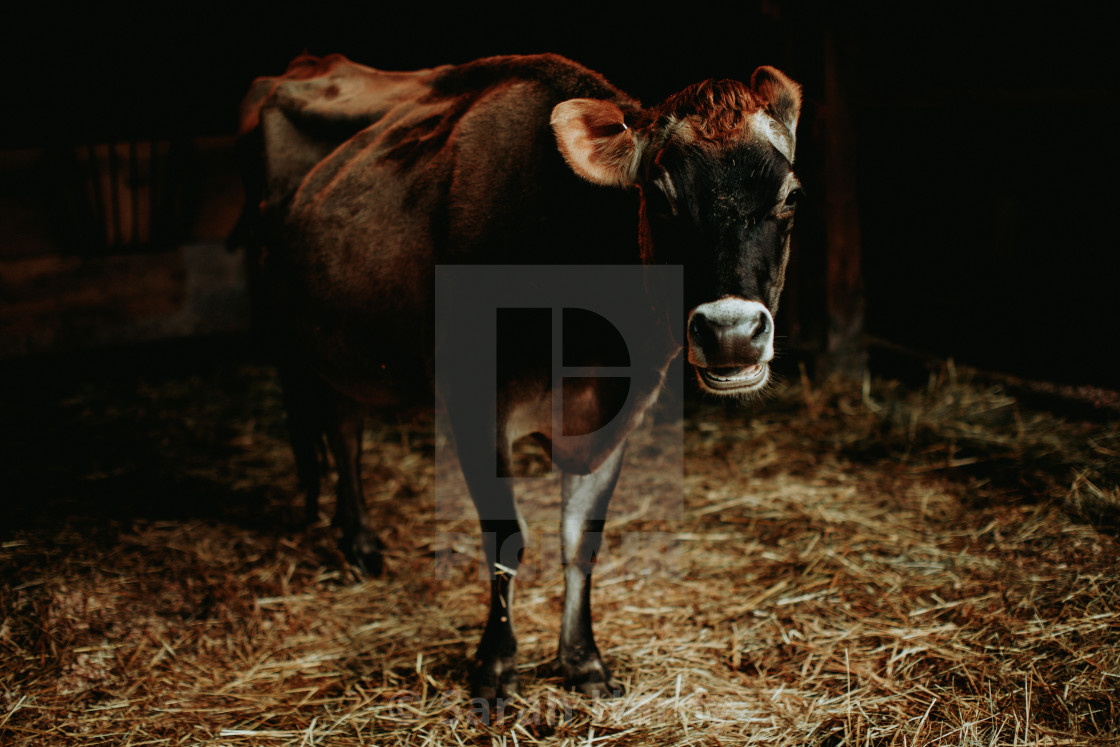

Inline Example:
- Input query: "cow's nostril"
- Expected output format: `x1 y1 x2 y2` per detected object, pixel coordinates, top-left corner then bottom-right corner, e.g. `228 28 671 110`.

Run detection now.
747 313 772 355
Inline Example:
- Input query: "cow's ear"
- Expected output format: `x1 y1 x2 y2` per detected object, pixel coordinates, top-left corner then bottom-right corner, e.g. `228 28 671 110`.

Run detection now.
551 99 641 187
751 66 801 149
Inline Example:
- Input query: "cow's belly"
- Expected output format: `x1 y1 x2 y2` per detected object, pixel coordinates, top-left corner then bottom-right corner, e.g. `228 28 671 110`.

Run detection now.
298 308 433 407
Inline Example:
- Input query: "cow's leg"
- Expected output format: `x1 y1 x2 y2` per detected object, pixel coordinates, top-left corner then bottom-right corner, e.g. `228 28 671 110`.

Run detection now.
457 435 524 702
292 427 323 526
278 364 325 525
323 393 384 576
558 443 626 697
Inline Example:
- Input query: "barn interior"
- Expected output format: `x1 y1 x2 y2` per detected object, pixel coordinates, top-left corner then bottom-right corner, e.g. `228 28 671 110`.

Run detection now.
2 3 1118 745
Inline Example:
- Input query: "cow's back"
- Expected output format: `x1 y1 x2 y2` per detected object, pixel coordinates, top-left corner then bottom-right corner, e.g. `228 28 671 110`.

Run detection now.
242 54 641 404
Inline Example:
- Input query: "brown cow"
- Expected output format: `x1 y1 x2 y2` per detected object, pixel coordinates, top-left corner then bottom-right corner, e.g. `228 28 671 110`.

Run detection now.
238 53 801 702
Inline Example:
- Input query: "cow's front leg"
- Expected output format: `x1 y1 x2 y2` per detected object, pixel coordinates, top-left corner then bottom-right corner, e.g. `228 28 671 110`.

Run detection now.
473 513 523 703
558 443 626 697
458 438 524 702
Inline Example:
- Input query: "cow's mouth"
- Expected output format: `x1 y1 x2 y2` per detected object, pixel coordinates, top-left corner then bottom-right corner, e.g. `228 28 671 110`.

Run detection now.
696 363 769 393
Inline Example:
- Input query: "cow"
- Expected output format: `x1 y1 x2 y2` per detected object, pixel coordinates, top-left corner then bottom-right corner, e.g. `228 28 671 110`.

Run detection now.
237 52 802 702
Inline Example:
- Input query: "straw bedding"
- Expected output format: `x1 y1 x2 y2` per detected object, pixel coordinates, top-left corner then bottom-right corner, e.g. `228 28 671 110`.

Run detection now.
1 342 1117 745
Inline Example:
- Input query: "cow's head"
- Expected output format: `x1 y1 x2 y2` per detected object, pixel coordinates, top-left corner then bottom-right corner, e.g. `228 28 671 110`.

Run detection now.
552 67 801 396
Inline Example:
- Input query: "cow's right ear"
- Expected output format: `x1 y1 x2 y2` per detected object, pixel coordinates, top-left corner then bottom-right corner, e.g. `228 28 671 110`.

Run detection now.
551 99 641 187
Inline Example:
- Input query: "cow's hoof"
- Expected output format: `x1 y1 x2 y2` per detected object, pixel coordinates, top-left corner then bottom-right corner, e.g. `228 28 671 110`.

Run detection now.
340 531 384 577
570 676 624 699
470 658 520 704
559 657 623 698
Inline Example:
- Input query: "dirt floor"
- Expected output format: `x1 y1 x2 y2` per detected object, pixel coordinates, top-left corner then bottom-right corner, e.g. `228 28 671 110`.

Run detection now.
1 337 1118 746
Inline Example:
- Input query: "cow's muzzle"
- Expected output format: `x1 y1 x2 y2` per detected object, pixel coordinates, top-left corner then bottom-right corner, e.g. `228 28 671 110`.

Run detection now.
687 298 774 395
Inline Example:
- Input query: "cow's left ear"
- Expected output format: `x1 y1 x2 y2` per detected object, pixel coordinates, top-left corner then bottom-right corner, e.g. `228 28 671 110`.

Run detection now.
751 66 801 153
551 99 641 187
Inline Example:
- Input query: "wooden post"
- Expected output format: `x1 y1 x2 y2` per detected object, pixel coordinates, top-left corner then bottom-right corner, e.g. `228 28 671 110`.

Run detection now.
821 27 866 375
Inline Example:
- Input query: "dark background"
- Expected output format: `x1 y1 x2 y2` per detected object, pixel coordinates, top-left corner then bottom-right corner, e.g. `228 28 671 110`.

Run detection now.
2 1 1116 389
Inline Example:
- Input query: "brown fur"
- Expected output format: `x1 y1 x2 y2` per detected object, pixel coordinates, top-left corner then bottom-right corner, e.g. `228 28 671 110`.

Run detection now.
655 79 763 140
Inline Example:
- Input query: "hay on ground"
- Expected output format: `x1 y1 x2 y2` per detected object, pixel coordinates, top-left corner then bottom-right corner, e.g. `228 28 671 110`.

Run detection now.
1 344 1118 745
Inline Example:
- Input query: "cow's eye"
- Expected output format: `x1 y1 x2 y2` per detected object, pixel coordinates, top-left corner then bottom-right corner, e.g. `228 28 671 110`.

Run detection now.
784 188 803 209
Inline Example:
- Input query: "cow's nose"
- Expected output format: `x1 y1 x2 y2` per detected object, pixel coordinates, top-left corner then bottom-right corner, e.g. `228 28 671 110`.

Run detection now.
687 298 774 367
